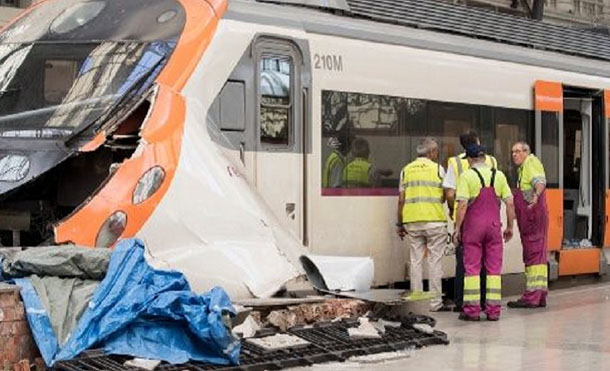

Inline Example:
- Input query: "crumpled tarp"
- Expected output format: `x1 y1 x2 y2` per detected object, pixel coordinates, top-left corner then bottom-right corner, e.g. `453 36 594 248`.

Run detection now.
1 245 111 280
3 239 240 366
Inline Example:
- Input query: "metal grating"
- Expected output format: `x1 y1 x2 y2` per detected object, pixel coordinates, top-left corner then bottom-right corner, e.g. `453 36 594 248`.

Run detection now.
258 0 610 63
344 0 610 62
52 317 449 371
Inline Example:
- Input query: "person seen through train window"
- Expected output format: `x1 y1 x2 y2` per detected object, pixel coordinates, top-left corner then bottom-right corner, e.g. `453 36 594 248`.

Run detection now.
508 141 549 309
396 137 451 311
342 138 392 188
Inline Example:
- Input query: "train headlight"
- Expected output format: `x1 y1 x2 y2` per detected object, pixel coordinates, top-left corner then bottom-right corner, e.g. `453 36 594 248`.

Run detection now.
96 211 127 248
132 166 165 204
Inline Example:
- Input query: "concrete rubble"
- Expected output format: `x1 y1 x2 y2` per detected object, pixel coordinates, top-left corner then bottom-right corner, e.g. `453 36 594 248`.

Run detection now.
262 299 373 332
246 333 310 351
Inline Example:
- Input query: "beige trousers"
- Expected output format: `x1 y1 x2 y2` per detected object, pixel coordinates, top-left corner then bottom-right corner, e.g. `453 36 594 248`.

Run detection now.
406 224 447 309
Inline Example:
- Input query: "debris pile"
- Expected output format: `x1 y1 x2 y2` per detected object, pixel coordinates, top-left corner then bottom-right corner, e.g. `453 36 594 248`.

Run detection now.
53 315 449 370
1 239 239 368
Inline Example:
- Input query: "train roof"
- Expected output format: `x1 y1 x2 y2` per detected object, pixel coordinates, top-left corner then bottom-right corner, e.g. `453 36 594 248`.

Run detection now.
256 0 610 64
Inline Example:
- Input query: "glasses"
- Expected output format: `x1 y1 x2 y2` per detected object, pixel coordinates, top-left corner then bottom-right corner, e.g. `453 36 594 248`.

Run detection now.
511 149 525 154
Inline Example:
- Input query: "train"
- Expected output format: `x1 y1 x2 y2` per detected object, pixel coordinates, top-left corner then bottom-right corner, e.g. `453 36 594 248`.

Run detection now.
1 0 610 299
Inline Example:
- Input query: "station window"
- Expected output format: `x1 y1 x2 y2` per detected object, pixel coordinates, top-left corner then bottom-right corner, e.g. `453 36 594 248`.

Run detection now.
321 89 533 195
259 56 292 146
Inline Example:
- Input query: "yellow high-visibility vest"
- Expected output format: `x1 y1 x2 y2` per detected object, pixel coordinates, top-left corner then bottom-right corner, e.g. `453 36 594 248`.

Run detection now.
448 153 497 178
322 150 345 187
343 158 372 188
401 158 446 223
448 153 497 220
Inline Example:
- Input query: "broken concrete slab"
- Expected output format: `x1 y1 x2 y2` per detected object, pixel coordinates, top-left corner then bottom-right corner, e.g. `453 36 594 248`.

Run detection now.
246 333 310 351
347 318 381 339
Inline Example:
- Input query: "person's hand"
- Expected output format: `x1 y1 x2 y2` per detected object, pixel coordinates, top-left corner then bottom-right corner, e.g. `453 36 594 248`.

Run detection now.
528 193 539 209
397 225 407 240
503 228 513 242
452 231 460 246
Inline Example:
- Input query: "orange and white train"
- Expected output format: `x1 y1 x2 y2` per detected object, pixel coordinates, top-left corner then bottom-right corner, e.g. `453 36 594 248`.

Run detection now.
1 0 609 298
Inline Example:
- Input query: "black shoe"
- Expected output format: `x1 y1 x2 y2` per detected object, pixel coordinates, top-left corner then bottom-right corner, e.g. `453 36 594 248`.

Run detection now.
458 313 480 322
486 316 499 321
453 305 463 313
507 300 540 309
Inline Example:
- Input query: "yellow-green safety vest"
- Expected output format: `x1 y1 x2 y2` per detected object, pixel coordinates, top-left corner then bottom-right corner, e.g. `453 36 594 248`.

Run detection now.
343 158 372 188
401 158 446 223
322 150 345 187
448 153 497 220
448 153 497 178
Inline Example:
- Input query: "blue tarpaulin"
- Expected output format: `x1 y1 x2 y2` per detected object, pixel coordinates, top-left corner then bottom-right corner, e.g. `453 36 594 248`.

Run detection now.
14 239 241 366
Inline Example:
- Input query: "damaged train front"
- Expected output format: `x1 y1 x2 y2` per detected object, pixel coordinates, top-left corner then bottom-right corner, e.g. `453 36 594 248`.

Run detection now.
0 0 186 247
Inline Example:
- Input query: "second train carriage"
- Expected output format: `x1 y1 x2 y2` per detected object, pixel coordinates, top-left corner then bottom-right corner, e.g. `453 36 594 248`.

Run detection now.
1 0 610 298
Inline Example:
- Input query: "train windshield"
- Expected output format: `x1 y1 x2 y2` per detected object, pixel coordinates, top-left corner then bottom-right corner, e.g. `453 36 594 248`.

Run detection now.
0 0 185 140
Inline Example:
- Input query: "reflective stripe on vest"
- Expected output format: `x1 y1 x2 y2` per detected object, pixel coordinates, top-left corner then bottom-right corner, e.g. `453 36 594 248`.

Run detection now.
401 158 446 223
343 158 371 188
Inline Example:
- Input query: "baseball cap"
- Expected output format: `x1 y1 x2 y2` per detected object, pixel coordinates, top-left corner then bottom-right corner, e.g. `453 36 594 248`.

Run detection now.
465 144 486 158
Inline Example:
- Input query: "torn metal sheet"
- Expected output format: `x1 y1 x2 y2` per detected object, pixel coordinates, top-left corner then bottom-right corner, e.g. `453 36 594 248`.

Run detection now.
300 255 374 292
319 289 407 305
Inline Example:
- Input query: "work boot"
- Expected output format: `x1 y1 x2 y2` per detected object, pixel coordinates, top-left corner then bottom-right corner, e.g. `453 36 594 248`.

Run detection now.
458 313 480 322
507 299 542 309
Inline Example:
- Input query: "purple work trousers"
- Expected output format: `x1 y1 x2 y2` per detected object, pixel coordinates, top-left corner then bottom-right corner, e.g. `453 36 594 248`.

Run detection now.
513 189 549 306
462 187 503 320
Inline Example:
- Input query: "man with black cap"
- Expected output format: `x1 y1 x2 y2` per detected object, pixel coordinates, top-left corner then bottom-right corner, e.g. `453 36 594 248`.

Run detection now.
453 144 516 321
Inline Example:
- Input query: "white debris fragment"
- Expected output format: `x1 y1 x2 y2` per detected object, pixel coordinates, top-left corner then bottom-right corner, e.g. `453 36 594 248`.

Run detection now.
123 358 161 370
246 333 310 351
413 323 434 334
378 319 402 328
348 349 413 364
348 317 382 339
232 315 261 338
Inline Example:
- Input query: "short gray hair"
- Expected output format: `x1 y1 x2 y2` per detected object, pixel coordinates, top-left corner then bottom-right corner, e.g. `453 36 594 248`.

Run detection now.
514 141 531 154
416 137 438 156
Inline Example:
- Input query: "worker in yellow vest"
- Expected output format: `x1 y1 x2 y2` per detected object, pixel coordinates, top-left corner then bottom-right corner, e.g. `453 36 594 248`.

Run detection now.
443 130 498 313
343 138 373 188
396 138 451 312
343 138 392 188
453 144 515 321
322 135 351 188
508 141 549 308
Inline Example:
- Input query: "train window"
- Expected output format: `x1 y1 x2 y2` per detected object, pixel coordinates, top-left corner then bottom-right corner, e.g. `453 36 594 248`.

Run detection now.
492 108 534 186
219 81 245 132
259 56 292 146
427 102 479 167
44 60 78 105
321 90 534 195
541 112 560 188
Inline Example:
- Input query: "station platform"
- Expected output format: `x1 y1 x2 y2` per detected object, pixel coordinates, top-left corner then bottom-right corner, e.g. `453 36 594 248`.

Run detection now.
295 282 610 370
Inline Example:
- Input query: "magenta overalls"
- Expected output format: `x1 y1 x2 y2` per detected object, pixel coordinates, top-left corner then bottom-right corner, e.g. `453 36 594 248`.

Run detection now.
462 168 504 320
513 187 549 306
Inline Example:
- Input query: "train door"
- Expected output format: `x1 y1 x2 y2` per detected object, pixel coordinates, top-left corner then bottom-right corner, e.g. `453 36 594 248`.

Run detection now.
534 81 607 277
251 38 308 242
